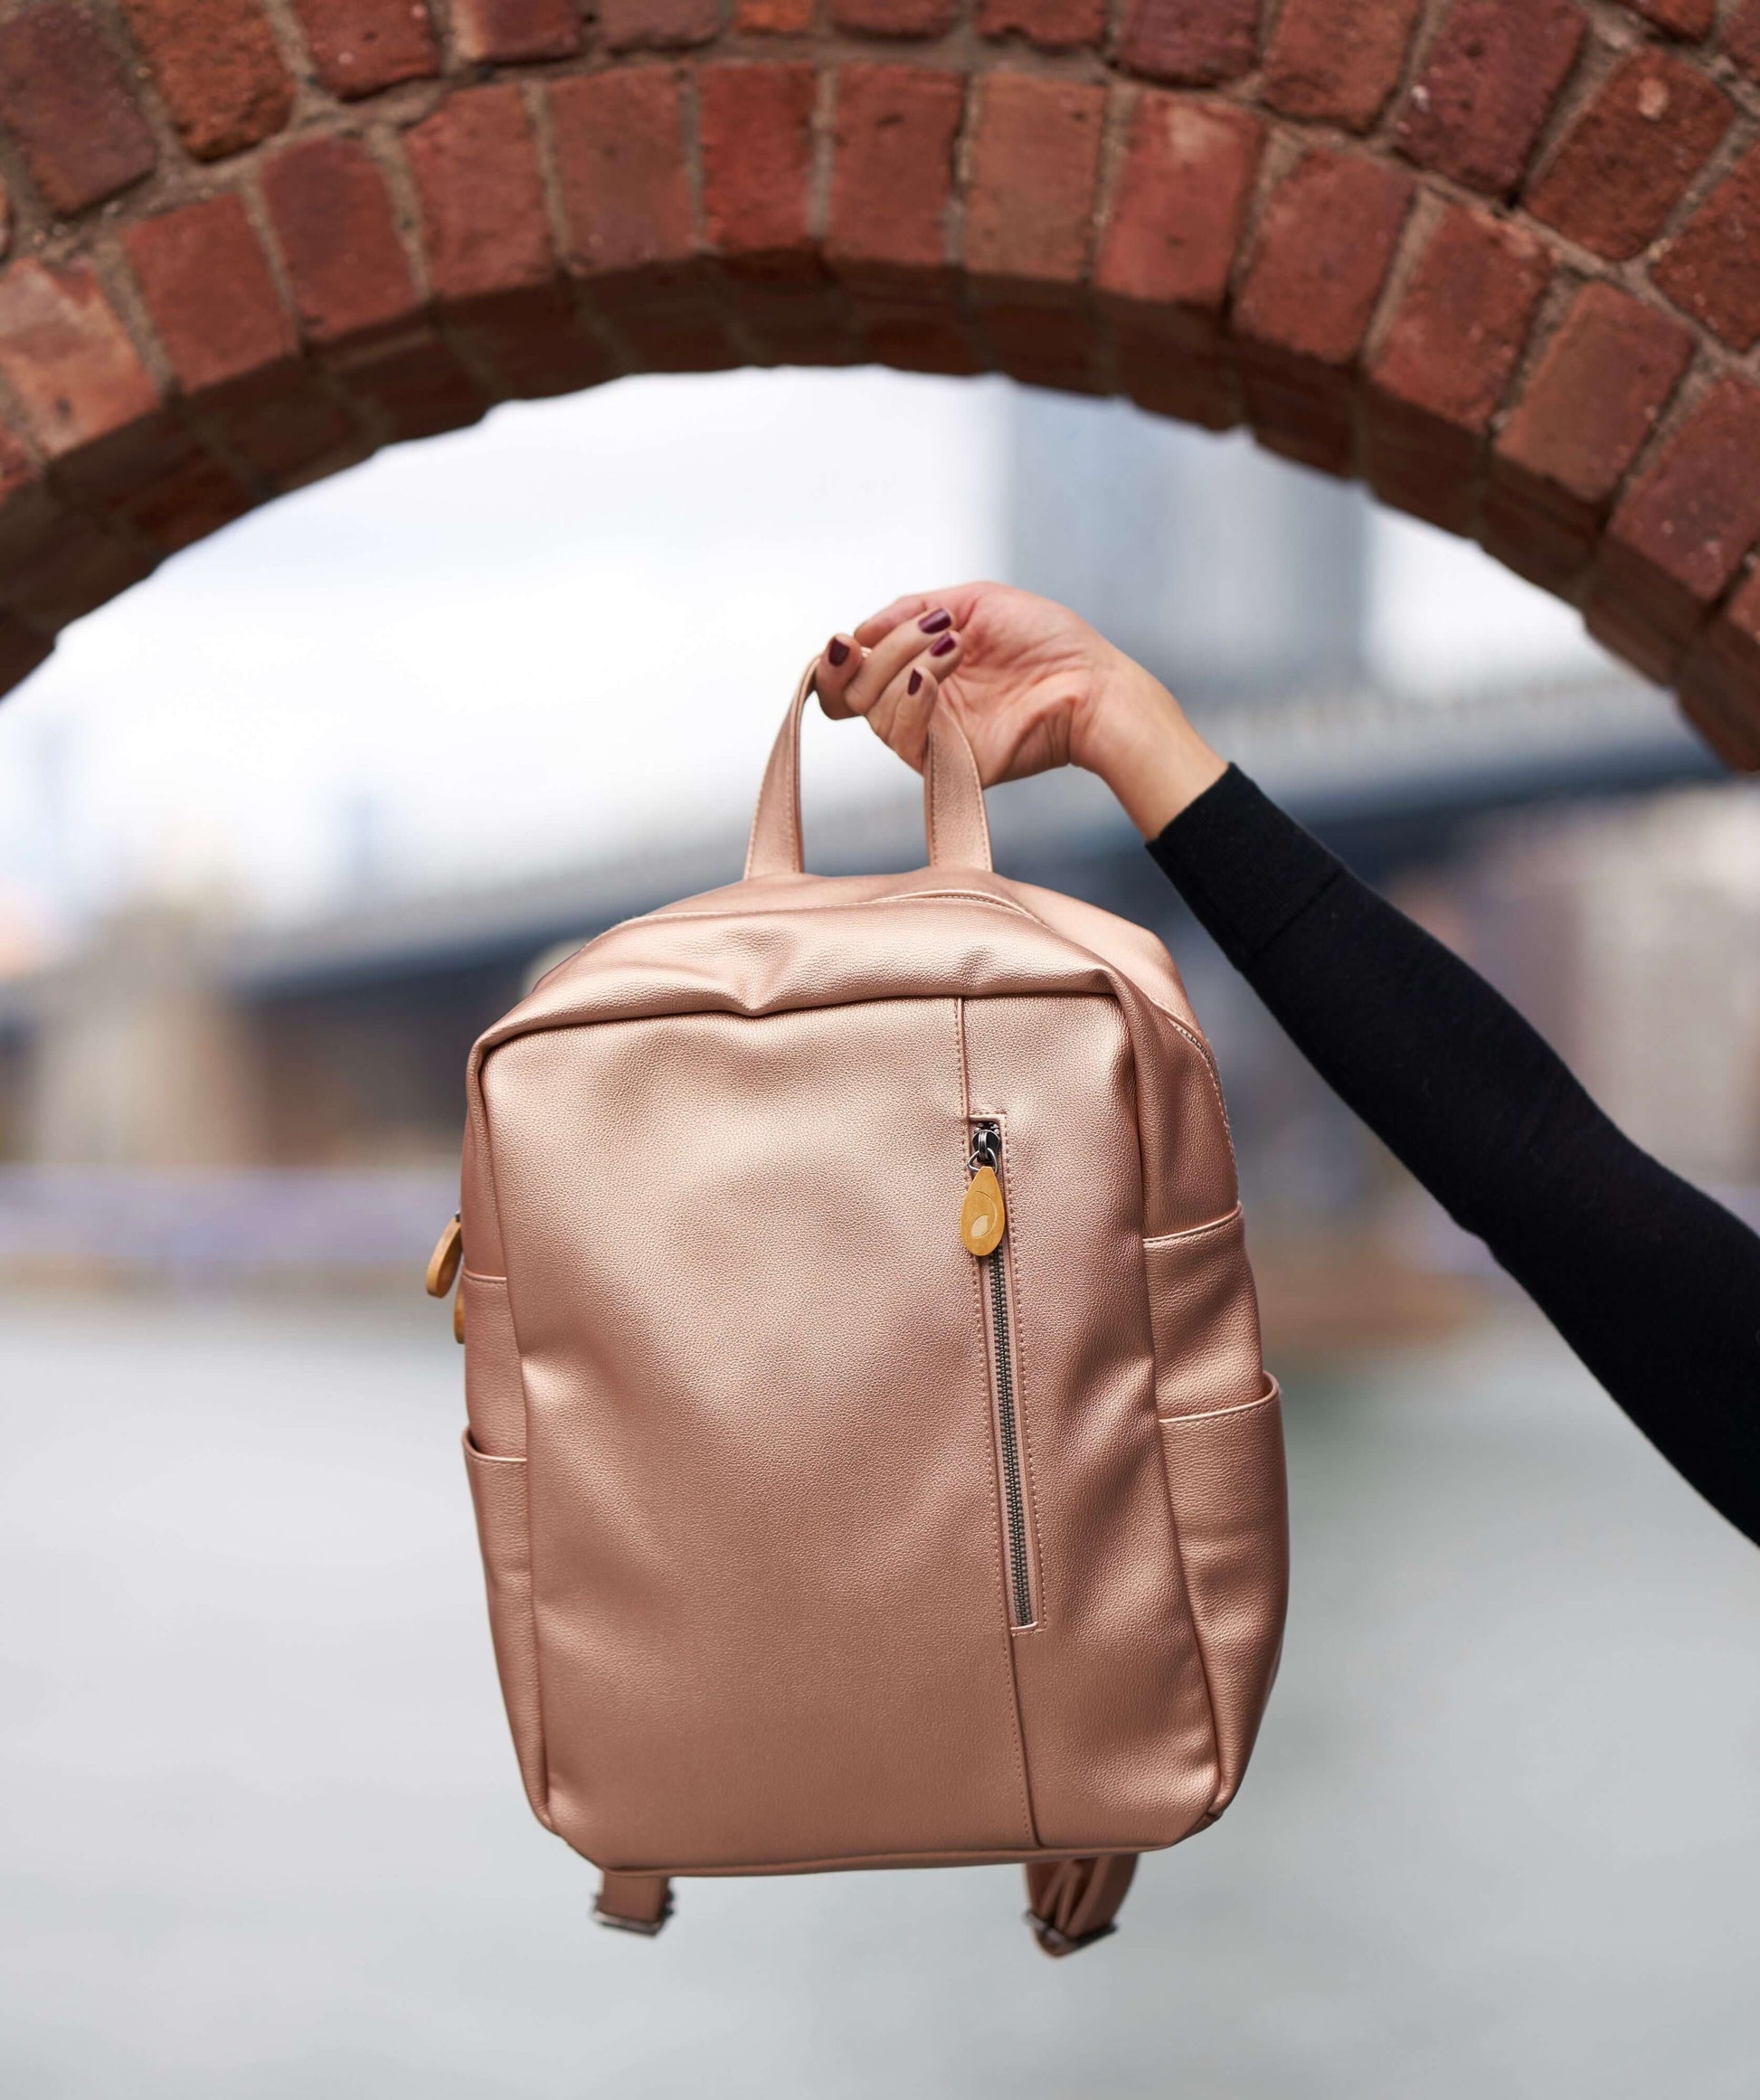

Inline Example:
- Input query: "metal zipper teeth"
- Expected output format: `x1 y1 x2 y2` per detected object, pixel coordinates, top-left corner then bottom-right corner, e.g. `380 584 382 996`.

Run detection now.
986 1243 1034 1628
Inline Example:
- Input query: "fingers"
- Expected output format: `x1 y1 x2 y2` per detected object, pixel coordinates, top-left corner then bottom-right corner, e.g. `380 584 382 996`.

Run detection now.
844 603 962 722
813 601 963 735
866 657 942 771
852 594 938 649
814 631 862 720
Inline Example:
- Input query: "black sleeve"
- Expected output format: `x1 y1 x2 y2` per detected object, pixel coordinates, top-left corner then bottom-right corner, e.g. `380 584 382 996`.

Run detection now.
1149 765 1760 1549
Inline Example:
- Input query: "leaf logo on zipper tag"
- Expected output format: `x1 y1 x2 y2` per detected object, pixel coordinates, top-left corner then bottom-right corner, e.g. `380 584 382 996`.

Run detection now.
960 1166 1006 1258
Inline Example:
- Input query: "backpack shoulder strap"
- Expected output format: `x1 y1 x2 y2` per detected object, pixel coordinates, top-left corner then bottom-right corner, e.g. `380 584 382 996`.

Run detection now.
593 1858 1136 1950
595 1871 673 1936
1024 1854 1138 1957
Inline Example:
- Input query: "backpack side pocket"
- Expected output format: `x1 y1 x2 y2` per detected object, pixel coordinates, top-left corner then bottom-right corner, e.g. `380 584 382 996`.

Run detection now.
462 1434 553 1830
1158 1383 1288 1820
1143 1206 1263 1419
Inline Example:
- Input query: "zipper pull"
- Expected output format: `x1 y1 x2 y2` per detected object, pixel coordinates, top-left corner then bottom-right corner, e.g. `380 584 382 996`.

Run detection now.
961 1122 1007 1258
426 1213 463 1299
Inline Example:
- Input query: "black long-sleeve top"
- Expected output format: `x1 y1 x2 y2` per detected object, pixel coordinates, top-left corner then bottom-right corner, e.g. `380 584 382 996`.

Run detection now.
1149 767 1760 1549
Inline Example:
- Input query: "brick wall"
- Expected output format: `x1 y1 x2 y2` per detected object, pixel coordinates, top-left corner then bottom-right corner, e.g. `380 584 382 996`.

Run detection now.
0 1 1756 762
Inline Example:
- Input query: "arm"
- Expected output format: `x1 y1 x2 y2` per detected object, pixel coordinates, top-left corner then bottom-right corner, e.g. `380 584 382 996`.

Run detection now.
1150 767 1760 1549
814 585 1760 1547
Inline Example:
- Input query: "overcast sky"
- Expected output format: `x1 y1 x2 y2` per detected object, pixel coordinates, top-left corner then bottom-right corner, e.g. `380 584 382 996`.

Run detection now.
0 367 1618 960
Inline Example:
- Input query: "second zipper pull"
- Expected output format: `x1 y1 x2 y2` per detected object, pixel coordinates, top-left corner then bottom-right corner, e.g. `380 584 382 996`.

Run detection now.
960 1122 1007 1257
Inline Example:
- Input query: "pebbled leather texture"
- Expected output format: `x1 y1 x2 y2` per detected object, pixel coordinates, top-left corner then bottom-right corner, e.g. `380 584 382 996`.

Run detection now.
458 687 1286 1906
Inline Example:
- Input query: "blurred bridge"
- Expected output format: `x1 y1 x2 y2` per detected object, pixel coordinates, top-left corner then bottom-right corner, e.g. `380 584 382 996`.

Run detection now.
0 667 1725 1283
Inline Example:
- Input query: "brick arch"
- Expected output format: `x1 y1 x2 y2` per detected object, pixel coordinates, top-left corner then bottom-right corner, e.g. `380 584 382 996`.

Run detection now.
2 2 1760 762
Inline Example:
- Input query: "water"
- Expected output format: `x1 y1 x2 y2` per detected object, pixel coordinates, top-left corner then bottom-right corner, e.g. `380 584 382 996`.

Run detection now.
1 1294 1755 2097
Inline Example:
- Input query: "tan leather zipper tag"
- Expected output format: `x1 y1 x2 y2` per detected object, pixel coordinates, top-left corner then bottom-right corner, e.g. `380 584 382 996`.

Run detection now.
426 1213 463 1298
960 1165 1006 1258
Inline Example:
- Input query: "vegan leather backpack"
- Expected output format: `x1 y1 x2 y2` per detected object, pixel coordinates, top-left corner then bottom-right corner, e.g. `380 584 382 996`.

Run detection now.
428 667 1287 1956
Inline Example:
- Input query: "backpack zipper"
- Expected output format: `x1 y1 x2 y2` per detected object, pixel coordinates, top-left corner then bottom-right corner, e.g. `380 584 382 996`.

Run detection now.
968 1121 1034 1628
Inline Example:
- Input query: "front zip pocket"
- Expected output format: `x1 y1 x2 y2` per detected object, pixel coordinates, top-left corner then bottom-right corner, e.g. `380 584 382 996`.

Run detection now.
967 1121 1035 1628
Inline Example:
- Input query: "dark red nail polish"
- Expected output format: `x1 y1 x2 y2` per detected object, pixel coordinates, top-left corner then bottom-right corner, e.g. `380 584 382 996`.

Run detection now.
827 638 850 666
931 633 957 657
908 669 923 695
919 609 952 634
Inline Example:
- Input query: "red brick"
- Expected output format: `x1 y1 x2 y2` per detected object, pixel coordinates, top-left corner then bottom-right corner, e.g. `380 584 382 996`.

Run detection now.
550 69 696 278
731 274 856 362
856 306 980 373
0 260 157 459
330 330 487 442
407 84 554 302
1652 146 1760 351
1598 378 1760 648
1680 570 1760 768
1396 0 1586 198
827 65 968 366
1113 335 1239 430
124 194 297 394
1365 203 1548 532
738 0 813 25
964 75 1105 287
831 0 956 33
978 298 1104 392
828 65 963 277
292 0 439 99
0 435 161 620
1097 90 1261 425
1234 149 1415 474
1633 0 1712 36
0 510 153 630
260 137 421 346
206 370 364 487
0 611 51 694
1726 0 1760 84
449 281 612 399
698 64 817 272
1235 150 1413 366
56 405 251 553
1495 283 1692 507
0 5 156 215
601 0 720 48
0 438 67 580
1678 684 1760 772
965 73 1108 393
1119 0 1257 86
1525 49 1730 262
1096 95 1261 311
451 0 582 59
978 0 1105 45
0 421 36 524
1370 205 1548 431
120 0 291 160
1263 0 1422 134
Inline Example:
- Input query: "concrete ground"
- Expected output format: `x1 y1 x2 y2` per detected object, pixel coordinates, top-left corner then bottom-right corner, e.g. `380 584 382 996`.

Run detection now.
1 1291 1755 2099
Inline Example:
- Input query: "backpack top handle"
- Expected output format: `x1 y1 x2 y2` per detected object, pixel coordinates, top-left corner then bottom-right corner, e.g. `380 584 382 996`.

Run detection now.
744 657 995 881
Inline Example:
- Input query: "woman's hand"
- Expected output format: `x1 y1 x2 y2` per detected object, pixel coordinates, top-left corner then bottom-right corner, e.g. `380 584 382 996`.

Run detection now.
811 582 1227 838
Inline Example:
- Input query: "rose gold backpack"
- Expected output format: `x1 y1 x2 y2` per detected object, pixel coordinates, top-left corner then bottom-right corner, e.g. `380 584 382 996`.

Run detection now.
428 670 1287 1956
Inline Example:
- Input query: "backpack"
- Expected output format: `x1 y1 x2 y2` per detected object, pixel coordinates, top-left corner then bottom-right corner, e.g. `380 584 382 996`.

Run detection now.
427 667 1287 1956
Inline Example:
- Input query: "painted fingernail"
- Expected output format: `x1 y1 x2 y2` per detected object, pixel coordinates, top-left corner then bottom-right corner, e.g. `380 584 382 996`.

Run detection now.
827 637 850 666
931 633 957 657
919 609 952 634
908 669 923 695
